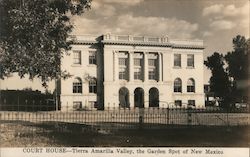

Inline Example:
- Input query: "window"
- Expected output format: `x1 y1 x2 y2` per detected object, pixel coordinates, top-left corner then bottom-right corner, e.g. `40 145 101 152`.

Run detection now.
119 70 126 80
89 51 96 64
119 58 126 66
73 51 81 64
174 78 182 92
134 58 141 66
119 58 128 80
187 54 194 67
73 101 82 110
148 59 156 66
89 78 97 93
175 100 182 107
73 78 82 93
148 70 156 80
134 58 142 80
73 101 82 109
188 100 195 106
148 58 157 80
174 54 181 67
89 101 98 109
134 70 142 80
187 78 195 92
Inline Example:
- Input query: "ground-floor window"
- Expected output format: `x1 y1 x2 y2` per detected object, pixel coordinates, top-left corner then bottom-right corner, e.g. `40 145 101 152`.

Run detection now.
73 101 82 110
175 100 182 107
188 100 195 106
89 101 97 109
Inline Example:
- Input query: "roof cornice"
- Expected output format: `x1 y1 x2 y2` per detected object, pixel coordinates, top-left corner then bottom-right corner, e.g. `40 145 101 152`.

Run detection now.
69 34 205 50
102 41 205 49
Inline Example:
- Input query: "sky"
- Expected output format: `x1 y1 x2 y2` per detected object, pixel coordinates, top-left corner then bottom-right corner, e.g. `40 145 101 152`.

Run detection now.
0 0 249 92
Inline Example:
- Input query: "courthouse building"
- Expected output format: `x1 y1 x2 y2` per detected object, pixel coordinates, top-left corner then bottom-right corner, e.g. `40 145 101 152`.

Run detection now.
60 34 205 111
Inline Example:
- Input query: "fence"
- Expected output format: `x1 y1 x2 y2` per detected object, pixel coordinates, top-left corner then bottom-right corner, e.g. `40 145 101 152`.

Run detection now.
1 102 249 146
0 103 249 129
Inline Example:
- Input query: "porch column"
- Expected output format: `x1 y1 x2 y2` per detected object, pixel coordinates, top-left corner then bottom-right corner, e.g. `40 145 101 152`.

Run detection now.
144 92 149 108
130 93 135 108
113 51 119 81
129 52 134 82
144 52 148 82
158 52 162 82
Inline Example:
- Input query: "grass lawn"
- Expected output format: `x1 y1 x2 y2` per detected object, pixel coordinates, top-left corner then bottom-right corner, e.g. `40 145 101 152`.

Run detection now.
0 121 249 147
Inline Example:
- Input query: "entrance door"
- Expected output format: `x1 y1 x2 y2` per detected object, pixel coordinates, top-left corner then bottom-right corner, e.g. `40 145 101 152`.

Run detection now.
119 87 130 108
149 87 159 107
134 88 144 108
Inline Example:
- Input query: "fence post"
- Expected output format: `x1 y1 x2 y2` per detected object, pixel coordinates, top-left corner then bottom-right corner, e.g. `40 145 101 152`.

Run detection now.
139 108 144 129
167 106 170 125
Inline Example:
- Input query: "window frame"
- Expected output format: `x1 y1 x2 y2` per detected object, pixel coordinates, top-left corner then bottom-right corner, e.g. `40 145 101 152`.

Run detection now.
73 50 81 65
187 78 195 92
89 78 97 94
188 100 195 106
89 51 97 65
73 101 82 110
148 59 156 67
134 58 141 66
119 71 126 80
119 58 127 66
134 71 142 80
175 100 182 107
148 70 156 80
73 78 82 93
118 57 129 80
174 54 181 67
174 78 182 92
134 58 143 80
187 54 194 67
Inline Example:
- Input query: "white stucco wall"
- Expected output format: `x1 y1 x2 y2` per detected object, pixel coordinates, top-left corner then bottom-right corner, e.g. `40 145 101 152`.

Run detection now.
60 34 205 111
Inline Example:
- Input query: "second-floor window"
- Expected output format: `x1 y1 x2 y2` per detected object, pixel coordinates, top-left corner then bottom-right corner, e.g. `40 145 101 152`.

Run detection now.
148 59 157 80
148 59 156 66
119 58 128 80
134 58 141 66
148 70 156 80
89 51 96 65
134 58 143 80
73 51 81 64
134 71 142 80
119 58 127 66
174 54 181 67
187 54 194 67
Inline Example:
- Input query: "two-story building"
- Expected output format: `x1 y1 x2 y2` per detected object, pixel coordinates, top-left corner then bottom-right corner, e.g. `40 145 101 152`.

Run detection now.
60 34 205 111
